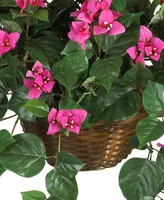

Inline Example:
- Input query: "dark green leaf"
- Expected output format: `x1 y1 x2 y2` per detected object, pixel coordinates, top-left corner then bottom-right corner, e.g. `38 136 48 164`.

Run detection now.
136 116 164 148
143 81 164 117
33 9 49 22
101 21 140 56
58 151 85 178
0 0 17 7
140 197 154 200
26 34 64 65
150 4 164 25
90 57 122 92
0 163 6 176
156 148 164 173
52 51 88 90
0 133 46 177
22 99 49 118
0 129 15 153
21 190 46 200
123 63 153 86
111 0 127 11
46 168 78 200
119 158 164 200
0 95 8 119
61 40 94 59
1 20 22 33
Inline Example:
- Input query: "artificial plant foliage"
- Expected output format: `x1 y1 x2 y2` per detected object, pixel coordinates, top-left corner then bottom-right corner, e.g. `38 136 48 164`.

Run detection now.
0 0 163 199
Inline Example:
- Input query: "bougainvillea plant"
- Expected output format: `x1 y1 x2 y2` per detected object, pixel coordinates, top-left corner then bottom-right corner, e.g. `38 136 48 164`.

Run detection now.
0 0 164 199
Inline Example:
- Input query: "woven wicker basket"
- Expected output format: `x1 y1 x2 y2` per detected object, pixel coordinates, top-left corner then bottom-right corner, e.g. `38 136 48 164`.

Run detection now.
21 108 147 171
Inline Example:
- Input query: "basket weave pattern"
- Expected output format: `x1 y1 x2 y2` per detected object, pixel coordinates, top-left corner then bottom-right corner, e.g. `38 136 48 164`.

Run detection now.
21 109 147 171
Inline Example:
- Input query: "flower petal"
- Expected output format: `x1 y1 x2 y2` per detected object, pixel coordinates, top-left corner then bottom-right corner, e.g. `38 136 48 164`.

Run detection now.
139 26 152 43
9 32 20 48
71 109 87 124
93 25 108 35
28 88 43 99
47 123 61 135
126 46 138 60
48 108 58 123
24 78 34 89
43 81 55 93
108 21 125 36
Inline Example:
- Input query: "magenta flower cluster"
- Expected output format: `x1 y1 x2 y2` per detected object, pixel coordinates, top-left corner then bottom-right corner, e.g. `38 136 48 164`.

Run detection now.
68 0 125 49
127 26 164 66
15 0 46 13
0 30 20 56
47 108 87 135
24 61 55 99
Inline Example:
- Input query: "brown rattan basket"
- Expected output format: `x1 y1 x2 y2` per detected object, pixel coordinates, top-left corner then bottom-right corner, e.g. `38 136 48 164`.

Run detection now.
21 108 147 171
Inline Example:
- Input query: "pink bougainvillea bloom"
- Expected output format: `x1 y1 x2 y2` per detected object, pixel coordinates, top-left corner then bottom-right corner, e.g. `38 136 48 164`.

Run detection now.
47 108 63 135
26 61 44 78
41 69 55 93
29 0 46 8
93 10 125 36
58 109 87 134
127 42 145 66
0 30 20 56
77 1 99 24
24 68 55 99
94 0 112 10
157 143 164 148
145 37 164 61
139 26 153 44
15 0 31 13
24 78 44 99
68 21 91 50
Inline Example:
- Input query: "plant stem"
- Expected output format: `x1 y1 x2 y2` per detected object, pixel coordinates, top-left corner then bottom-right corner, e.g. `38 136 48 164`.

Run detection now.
24 17 30 67
55 132 62 166
97 36 101 58
11 117 19 136
0 114 17 122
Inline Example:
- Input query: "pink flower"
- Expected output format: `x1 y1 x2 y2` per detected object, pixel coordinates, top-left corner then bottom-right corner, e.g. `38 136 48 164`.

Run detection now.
29 0 46 8
0 30 20 56
157 143 164 148
58 109 87 134
47 108 63 135
68 21 91 50
77 1 99 24
126 42 145 66
47 109 87 135
160 0 164 5
139 26 153 44
26 61 44 78
145 37 164 61
94 0 112 10
24 65 55 99
24 78 44 99
15 0 30 13
93 10 125 36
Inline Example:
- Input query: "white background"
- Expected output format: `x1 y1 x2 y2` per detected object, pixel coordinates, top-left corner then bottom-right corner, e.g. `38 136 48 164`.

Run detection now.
0 111 163 200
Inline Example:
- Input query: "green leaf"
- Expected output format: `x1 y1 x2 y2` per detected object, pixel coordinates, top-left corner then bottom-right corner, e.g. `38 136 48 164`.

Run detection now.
61 40 94 59
22 99 49 118
46 168 78 200
52 51 88 90
1 20 22 33
33 9 49 22
58 151 85 178
156 148 164 173
21 190 46 200
0 129 15 153
136 116 164 149
119 158 164 200
0 163 6 176
101 21 140 56
111 0 127 11
143 81 164 117
123 63 153 86
140 197 154 200
26 34 64 65
0 95 8 119
9 86 29 113
0 0 17 7
119 10 144 28
90 57 122 92
150 4 164 25
0 133 46 177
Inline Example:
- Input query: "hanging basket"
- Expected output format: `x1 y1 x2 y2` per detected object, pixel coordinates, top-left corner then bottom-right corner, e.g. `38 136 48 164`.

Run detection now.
21 108 147 171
